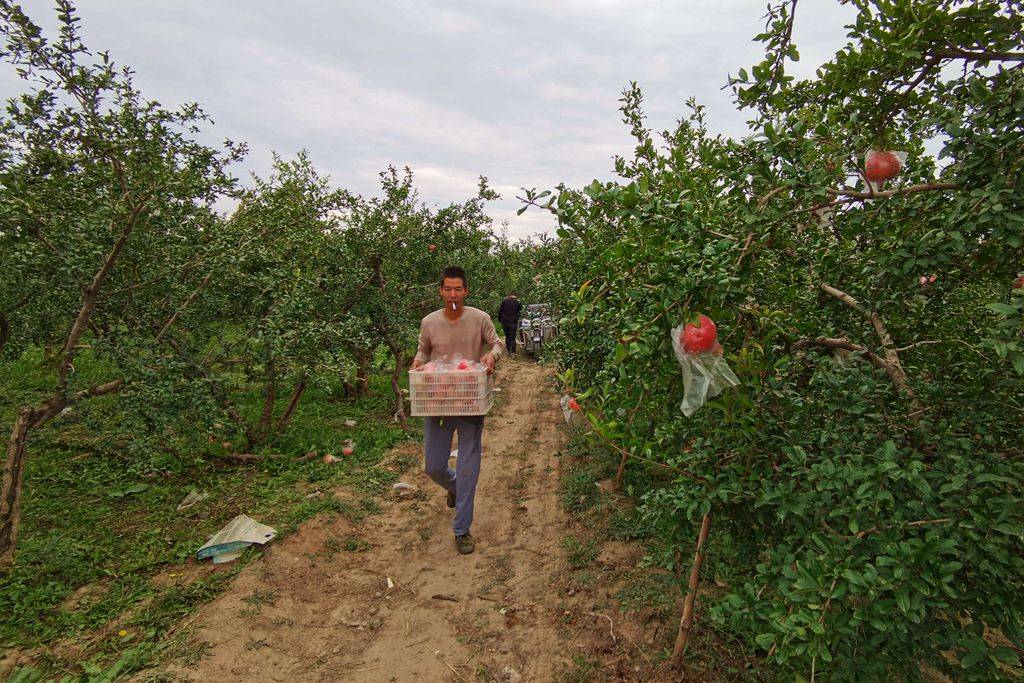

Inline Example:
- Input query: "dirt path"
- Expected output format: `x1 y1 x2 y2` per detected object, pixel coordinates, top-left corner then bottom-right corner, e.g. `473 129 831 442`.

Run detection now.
149 356 655 682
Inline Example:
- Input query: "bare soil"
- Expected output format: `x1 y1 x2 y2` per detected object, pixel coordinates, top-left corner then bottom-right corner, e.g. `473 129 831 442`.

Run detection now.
144 357 673 682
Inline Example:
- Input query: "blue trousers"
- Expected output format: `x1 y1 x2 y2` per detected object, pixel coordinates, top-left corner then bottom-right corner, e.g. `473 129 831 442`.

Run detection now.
423 415 484 536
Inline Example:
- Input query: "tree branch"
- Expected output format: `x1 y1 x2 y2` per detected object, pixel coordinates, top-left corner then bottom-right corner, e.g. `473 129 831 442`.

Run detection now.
877 55 942 134
824 182 958 200
276 379 307 432
57 198 149 391
154 273 212 342
214 452 285 464
766 0 799 94
818 283 917 402
756 185 789 210
892 340 941 353
819 283 862 311
30 378 125 429
794 336 888 374
930 49 1024 62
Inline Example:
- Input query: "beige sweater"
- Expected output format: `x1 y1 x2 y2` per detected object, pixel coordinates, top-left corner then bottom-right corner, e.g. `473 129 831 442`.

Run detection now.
414 306 504 364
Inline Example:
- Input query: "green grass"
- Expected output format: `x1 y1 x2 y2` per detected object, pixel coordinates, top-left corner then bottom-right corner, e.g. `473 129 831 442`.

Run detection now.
556 654 601 682
0 347 416 679
560 535 598 570
558 441 612 515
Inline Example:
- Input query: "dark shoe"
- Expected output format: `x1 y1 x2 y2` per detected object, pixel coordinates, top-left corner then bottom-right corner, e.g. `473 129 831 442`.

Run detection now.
446 490 456 509
455 533 475 554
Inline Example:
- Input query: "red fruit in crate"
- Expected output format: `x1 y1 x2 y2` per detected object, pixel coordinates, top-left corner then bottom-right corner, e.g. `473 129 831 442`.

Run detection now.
568 397 580 412
864 150 902 182
682 315 718 354
457 360 470 370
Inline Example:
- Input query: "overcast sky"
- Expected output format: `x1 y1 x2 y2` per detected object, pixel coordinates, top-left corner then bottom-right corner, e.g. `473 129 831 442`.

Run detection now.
1 1 856 240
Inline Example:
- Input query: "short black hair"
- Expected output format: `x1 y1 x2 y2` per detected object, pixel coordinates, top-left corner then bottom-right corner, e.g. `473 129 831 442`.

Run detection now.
508 291 517 296
440 266 468 288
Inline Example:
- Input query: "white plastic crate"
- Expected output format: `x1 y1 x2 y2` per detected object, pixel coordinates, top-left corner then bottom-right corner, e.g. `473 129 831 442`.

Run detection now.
409 368 494 417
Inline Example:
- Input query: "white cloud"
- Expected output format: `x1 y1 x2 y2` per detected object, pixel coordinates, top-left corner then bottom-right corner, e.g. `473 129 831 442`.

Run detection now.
1 0 858 243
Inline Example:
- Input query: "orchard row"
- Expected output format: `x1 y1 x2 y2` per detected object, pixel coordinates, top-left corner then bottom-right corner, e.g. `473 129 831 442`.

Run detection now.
0 4 538 565
524 1 1024 678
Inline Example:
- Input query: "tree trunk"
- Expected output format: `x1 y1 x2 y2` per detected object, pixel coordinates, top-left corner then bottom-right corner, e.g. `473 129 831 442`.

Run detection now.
0 313 9 355
383 338 407 429
613 389 646 491
613 449 630 490
0 408 33 568
249 359 276 448
355 348 371 395
259 360 277 431
276 380 307 432
670 512 712 669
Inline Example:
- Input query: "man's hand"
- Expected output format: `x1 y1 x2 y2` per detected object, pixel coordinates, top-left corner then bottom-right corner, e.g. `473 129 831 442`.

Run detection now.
411 358 423 370
483 353 495 374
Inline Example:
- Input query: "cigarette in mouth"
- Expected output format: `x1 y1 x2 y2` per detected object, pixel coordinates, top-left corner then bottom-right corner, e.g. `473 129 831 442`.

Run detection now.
450 302 456 310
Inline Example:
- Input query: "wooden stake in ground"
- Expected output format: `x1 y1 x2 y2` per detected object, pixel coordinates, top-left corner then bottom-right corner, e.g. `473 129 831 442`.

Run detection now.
670 512 712 668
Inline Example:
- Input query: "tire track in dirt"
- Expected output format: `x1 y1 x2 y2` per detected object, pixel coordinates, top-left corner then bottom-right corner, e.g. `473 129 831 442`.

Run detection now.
150 357 587 682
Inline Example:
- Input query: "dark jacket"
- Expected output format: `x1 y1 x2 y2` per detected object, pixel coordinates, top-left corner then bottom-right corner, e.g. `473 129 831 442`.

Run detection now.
497 296 522 326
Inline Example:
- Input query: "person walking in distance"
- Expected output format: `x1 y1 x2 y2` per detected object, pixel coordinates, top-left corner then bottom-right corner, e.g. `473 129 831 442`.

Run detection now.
411 266 503 554
497 291 522 355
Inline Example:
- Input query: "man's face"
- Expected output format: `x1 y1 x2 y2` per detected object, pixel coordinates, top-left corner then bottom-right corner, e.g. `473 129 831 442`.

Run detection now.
440 277 468 310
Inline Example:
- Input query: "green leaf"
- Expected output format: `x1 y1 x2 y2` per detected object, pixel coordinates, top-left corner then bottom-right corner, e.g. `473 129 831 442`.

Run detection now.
614 343 627 364
987 303 1017 315
993 523 1024 539
960 649 987 669
895 587 910 613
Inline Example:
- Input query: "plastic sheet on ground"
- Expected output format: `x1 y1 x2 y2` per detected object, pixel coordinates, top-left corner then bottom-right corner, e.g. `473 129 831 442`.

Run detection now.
196 514 277 563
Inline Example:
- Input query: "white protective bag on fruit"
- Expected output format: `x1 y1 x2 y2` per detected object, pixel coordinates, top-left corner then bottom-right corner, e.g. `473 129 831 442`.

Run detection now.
559 395 574 424
670 325 740 417
863 149 907 195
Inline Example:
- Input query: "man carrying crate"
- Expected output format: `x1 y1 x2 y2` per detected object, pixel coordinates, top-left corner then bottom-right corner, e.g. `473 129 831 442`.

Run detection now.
410 266 503 554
